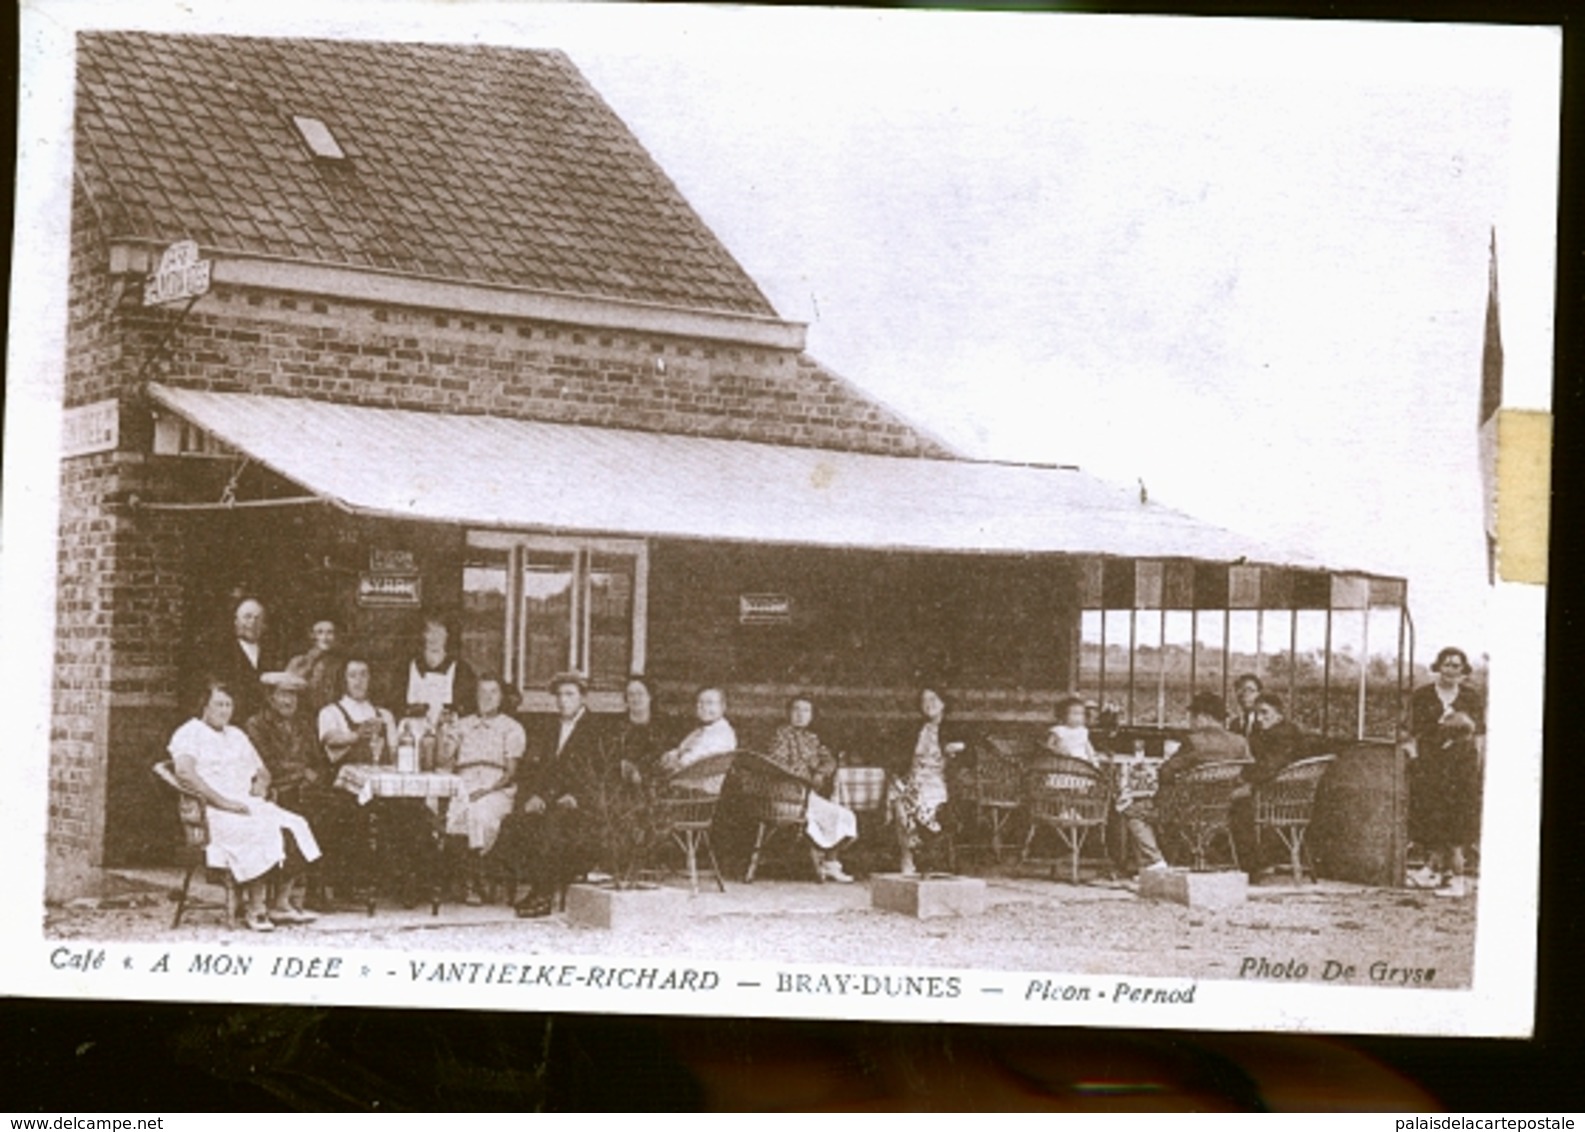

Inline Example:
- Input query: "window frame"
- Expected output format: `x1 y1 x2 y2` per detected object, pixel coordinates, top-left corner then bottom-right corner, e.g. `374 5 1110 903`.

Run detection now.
465 531 649 713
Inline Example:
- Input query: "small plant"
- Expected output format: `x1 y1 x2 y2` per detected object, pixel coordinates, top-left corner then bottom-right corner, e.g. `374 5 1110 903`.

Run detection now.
577 741 669 890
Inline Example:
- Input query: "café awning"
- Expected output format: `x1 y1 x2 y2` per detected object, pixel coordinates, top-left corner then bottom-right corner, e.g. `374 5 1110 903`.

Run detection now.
147 383 1329 567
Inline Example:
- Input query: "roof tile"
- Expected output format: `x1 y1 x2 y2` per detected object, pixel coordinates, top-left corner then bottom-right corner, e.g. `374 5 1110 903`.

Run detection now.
74 32 777 317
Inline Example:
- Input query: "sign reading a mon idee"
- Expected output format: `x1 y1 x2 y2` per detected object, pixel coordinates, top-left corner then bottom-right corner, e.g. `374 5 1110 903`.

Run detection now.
143 239 212 306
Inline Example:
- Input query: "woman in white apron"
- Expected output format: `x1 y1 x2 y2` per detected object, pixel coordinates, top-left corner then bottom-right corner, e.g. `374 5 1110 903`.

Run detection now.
171 681 323 931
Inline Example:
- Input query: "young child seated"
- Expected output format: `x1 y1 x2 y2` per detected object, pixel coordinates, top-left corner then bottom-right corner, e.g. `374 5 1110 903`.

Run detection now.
1045 695 1100 766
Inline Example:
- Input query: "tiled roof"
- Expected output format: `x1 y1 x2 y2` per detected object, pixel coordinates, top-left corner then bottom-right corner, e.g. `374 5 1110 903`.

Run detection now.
73 32 778 317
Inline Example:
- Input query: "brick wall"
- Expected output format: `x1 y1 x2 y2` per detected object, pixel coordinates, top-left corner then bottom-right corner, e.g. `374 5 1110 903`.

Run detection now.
117 281 949 459
48 187 125 895
50 453 115 895
52 190 203 889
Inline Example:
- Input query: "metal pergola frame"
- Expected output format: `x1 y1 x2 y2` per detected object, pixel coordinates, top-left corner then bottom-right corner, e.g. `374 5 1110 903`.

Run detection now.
1080 558 1412 742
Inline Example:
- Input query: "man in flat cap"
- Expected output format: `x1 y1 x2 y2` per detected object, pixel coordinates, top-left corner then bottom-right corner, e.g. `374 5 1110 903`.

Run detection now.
246 670 355 908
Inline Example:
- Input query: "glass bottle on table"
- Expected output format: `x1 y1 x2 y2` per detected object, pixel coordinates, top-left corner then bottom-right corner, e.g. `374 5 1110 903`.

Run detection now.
363 719 388 766
418 722 438 773
436 706 460 772
396 716 419 774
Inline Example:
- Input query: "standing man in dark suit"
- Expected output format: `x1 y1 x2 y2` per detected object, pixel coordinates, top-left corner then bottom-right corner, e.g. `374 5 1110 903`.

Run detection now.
202 597 281 726
491 672 608 917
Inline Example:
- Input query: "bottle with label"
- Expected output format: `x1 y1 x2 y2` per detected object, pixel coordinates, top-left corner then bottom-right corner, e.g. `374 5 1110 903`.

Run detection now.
436 706 460 771
364 720 388 766
396 719 419 774
418 726 437 774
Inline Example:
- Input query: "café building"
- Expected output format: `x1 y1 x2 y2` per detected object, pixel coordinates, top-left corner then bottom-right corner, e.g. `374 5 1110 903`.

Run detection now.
49 32 1414 898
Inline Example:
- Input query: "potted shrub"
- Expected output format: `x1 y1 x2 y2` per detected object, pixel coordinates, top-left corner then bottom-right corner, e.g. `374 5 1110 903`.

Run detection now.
563 754 686 930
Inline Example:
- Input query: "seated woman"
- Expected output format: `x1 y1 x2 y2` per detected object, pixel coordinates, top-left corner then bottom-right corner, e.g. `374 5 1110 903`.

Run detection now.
610 674 671 775
887 687 967 875
171 680 323 931
1247 693 1310 787
317 657 426 903
766 695 857 884
657 686 738 778
1044 694 1102 766
317 657 397 766
445 674 524 903
1232 691 1311 877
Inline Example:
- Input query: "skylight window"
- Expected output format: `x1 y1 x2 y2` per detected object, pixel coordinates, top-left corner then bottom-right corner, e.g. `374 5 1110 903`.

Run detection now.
291 115 345 160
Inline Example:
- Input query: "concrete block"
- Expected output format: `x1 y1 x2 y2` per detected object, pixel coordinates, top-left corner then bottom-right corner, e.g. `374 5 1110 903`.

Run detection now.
564 882 686 930
871 873 988 919
1138 867 1247 909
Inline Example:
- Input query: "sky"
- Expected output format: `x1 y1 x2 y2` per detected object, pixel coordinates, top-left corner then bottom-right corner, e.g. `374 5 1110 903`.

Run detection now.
551 11 1557 661
16 3 1562 658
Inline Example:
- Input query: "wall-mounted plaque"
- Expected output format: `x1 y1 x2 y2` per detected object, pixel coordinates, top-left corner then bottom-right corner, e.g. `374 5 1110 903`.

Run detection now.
370 548 418 573
60 398 119 458
143 239 212 306
739 592 792 625
358 573 422 608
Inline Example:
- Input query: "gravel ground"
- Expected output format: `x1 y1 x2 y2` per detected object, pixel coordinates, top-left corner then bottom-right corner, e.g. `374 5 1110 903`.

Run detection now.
46 866 1476 989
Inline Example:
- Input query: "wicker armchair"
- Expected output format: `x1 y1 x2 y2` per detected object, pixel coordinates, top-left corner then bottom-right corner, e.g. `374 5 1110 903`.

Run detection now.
962 740 1027 862
733 753 821 883
1021 756 1113 883
152 760 238 927
1254 754 1336 881
649 751 736 893
1156 760 1247 871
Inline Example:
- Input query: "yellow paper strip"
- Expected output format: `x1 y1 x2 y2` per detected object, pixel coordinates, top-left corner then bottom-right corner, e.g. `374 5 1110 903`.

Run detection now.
1497 408 1552 585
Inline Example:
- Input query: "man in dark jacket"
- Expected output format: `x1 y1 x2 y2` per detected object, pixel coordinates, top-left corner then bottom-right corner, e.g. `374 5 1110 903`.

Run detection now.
1233 692 1312 876
1157 693 1254 789
1246 693 1309 787
1227 674 1263 740
201 597 282 725
1124 692 1253 871
246 670 360 906
491 672 608 916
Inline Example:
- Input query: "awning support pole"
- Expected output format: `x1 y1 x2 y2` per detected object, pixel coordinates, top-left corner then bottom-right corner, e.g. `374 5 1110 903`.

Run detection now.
1157 606 1167 725
1357 608 1370 741
1289 608 1299 714
1221 607 1230 709
1098 607 1107 705
1127 610 1137 725
1322 607 1334 736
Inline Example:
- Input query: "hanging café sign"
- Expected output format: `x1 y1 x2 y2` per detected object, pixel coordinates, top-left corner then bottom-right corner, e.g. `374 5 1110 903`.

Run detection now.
143 239 212 306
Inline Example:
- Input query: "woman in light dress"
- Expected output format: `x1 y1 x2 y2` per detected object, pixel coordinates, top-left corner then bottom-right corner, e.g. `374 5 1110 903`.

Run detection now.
170 680 323 932
445 674 524 902
887 688 967 876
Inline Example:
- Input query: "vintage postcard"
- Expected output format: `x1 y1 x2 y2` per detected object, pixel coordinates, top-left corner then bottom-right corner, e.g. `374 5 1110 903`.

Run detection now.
3 1 1557 1036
